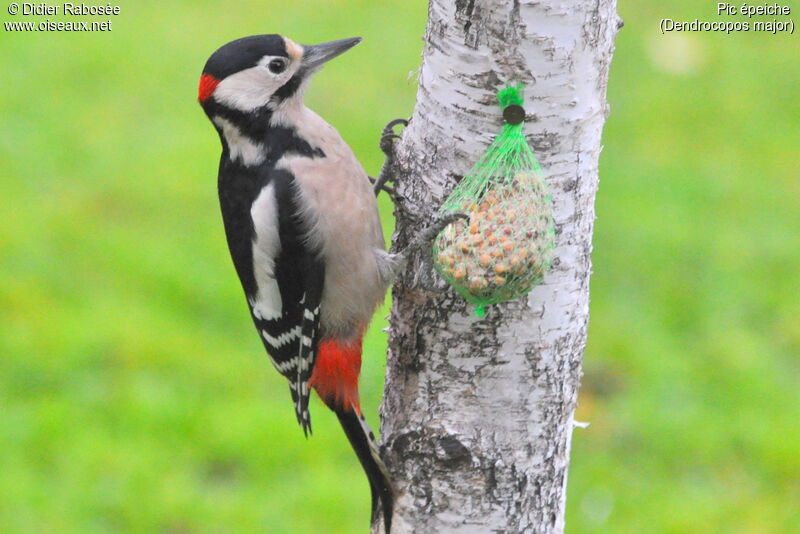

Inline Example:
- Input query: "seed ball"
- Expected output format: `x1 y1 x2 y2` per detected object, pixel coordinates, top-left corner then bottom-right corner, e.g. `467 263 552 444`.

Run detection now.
434 179 553 302
494 263 509 274
469 276 488 291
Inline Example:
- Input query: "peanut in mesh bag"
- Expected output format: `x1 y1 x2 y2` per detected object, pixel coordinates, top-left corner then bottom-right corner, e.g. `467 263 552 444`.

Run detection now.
433 85 555 315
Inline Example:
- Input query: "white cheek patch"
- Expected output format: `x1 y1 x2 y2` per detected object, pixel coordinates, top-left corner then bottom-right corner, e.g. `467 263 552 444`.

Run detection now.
249 182 283 321
212 116 266 166
213 66 280 111
212 57 302 112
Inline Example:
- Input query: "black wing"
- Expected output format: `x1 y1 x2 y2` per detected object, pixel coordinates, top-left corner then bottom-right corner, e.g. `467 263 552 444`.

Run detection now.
218 163 323 437
252 169 323 436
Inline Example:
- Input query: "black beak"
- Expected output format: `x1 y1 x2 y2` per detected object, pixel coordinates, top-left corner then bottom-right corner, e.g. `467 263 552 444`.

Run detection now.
302 37 362 72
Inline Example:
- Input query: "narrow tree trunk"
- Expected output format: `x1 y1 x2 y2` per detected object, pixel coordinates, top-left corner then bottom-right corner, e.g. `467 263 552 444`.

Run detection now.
376 1 619 532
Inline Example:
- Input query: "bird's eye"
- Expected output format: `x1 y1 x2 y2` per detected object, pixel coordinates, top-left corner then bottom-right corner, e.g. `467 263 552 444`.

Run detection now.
268 58 288 74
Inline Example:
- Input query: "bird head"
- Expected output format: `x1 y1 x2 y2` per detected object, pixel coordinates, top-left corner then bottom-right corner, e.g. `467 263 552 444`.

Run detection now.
198 34 361 114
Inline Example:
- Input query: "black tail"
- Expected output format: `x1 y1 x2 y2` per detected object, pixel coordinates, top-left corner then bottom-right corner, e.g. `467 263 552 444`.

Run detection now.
336 409 394 534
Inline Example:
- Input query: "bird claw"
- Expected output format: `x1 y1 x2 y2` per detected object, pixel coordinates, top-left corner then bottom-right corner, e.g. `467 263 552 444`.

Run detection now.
379 118 409 158
402 212 468 261
375 118 410 200
382 118 409 135
424 212 469 240
434 212 469 230
368 176 404 204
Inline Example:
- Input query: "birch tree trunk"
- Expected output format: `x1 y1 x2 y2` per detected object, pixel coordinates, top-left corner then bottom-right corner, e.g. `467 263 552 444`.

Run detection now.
376 1 619 533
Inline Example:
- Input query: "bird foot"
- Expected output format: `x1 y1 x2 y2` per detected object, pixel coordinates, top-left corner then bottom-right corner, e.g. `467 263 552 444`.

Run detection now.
368 176 402 203
400 212 468 262
379 118 409 159
374 118 409 198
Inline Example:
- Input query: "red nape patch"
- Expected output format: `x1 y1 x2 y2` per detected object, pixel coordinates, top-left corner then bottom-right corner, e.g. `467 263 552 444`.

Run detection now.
198 73 220 102
310 337 363 414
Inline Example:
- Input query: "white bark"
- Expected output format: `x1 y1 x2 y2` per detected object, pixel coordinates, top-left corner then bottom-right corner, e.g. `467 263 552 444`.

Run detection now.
376 1 619 533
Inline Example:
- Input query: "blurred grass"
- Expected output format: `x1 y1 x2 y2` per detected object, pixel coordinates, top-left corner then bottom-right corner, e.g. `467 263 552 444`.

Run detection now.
0 1 797 532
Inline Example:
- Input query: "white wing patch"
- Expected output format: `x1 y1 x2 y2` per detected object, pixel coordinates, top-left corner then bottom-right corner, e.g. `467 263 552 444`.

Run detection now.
250 183 282 321
213 116 266 166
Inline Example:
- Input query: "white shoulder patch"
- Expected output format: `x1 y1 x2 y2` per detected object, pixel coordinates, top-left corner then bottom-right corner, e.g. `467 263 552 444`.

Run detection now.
213 116 266 166
250 182 282 321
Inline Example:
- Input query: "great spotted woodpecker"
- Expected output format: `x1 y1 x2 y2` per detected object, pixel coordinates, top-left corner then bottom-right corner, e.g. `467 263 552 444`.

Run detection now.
199 34 462 533
197 33 403 533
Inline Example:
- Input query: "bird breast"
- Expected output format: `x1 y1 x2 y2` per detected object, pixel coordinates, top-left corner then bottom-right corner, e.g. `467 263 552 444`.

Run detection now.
276 108 388 341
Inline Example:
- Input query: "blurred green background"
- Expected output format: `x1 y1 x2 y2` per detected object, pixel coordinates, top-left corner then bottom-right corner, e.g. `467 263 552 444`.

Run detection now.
1 1 797 532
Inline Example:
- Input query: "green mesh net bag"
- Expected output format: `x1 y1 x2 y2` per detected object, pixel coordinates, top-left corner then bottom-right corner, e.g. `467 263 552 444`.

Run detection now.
432 84 555 316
